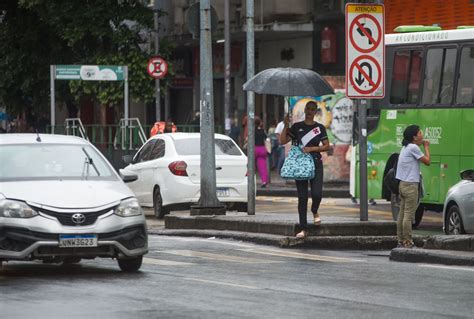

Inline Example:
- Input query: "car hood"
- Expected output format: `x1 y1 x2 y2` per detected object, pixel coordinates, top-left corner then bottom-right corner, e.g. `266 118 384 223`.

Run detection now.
0 180 134 209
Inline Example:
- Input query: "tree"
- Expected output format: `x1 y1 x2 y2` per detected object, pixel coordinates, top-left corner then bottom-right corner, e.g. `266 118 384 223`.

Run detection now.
0 0 172 121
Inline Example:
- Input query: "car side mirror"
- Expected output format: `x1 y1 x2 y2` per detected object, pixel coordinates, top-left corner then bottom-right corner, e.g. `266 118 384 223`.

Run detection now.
122 154 134 165
460 169 474 181
119 169 138 183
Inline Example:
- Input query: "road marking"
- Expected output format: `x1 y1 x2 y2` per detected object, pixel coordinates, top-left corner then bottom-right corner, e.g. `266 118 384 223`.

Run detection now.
238 247 365 263
160 250 283 264
418 264 474 272
184 277 260 290
143 257 194 266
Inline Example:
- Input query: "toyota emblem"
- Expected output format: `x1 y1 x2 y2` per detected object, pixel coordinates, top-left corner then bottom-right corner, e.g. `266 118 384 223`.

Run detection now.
71 213 86 224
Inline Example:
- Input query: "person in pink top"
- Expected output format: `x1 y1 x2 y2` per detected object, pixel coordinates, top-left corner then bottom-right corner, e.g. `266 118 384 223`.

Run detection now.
254 117 269 187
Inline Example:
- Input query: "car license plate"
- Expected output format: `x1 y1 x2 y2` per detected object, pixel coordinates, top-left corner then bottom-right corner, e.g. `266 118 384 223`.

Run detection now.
216 188 230 197
59 234 98 248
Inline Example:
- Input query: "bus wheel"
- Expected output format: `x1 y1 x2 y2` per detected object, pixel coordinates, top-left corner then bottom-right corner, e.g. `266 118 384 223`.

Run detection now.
390 193 424 228
413 205 424 229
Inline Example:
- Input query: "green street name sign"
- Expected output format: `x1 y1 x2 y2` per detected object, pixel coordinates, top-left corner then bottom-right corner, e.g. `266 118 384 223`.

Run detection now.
55 65 125 81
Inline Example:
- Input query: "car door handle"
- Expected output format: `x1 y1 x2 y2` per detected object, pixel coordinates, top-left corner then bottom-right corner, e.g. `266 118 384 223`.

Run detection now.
216 166 222 170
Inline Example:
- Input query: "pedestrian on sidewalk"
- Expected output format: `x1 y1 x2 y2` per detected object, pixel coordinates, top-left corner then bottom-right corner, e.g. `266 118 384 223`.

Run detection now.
254 117 269 187
396 125 431 248
274 116 288 173
279 101 330 239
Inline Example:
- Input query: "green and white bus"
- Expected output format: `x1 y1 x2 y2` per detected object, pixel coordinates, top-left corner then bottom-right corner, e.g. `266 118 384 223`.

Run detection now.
353 26 474 226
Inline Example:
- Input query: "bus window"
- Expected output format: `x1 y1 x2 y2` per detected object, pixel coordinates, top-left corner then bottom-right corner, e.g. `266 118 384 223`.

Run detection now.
389 50 422 105
422 48 457 105
456 46 474 104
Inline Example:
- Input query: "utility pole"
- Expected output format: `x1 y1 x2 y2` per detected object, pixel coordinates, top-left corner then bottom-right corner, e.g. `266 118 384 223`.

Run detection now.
153 0 161 122
190 0 225 216
246 0 255 215
224 0 231 135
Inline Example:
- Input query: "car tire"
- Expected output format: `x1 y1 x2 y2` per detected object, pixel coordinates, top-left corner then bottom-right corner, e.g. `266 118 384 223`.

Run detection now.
117 256 143 272
445 205 465 235
390 192 424 228
153 187 169 219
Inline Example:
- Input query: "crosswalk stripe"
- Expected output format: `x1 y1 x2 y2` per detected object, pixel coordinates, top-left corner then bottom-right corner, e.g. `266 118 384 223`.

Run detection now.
238 247 364 263
143 257 194 266
160 250 283 264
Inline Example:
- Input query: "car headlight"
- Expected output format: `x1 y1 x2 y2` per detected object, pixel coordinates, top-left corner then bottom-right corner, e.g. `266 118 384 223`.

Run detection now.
0 199 38 218
114 198 143 217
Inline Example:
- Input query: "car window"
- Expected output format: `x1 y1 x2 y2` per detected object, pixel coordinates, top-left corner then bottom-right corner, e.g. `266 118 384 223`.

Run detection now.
0 144 117 181
149 139 166 160
135 139 155 162
174 138 242 156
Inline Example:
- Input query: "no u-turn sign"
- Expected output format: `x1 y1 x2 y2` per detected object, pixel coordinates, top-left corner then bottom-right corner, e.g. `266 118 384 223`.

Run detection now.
345 4 385 98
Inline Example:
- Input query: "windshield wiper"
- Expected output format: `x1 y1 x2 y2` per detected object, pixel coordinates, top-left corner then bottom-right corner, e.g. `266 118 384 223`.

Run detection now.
82 147 100 179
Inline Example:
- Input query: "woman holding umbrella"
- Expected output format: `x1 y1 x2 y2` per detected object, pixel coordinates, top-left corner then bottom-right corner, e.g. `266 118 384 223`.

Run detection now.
279 101 330 239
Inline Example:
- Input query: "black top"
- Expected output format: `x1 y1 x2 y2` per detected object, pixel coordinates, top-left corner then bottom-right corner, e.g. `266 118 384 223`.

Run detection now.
255 128 267 146
289 121 328 160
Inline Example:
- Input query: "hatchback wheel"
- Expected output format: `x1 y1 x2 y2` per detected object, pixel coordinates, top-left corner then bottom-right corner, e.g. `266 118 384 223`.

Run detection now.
153 187 169 219
117 256 143 272
446 205 465 235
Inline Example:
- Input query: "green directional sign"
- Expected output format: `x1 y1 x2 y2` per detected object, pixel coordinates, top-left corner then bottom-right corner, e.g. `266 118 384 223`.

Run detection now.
55 65 125 81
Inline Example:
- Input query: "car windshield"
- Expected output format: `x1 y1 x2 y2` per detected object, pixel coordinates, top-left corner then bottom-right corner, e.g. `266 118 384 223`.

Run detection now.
0 144 117 181
174 138 242 156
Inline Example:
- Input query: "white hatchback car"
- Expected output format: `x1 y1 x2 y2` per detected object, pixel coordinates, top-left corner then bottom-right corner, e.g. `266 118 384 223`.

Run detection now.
121 133 248 218
0 134 147 272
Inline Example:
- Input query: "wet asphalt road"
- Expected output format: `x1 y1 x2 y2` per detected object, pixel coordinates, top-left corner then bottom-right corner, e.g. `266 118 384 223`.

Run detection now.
1 236 472 319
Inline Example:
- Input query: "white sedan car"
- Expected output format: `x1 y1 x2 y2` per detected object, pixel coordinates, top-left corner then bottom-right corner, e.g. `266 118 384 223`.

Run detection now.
0 134 147 272
121 133 248 218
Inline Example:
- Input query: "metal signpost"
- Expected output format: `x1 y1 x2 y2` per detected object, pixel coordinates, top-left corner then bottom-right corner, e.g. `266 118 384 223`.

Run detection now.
345 3 385 221
190 0 225 216
50 65 128 133
246 0 255 215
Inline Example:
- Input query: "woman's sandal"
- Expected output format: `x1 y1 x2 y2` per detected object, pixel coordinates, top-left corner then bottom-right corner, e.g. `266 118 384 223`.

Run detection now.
313 214 321 225
296 230 307 239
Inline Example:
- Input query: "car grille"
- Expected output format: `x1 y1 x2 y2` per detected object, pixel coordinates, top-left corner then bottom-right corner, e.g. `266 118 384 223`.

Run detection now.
36 207 114 226
99 226 147 250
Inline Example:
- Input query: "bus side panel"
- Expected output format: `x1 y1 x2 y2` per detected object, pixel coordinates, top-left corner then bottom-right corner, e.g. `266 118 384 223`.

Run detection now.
418 109 462 204
459 108 474 176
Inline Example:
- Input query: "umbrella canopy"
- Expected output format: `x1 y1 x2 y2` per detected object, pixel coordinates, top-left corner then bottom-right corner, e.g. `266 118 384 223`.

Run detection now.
243 67 334 97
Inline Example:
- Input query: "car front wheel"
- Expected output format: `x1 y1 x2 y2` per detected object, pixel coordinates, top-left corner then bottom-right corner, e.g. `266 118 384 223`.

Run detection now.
117 256 143 272
153 187 169 219
445 205 465 235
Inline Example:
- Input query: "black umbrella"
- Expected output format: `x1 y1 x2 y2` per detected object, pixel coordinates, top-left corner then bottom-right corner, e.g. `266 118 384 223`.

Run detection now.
242 67 334 97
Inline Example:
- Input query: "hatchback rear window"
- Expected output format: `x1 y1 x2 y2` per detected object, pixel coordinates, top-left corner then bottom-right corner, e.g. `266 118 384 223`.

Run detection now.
174 138 242 156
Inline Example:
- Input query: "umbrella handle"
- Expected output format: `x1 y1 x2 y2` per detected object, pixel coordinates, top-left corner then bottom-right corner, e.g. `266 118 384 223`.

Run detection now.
284 97 292 126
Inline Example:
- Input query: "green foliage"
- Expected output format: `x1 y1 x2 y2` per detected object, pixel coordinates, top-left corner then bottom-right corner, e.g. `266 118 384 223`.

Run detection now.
0 0 172 116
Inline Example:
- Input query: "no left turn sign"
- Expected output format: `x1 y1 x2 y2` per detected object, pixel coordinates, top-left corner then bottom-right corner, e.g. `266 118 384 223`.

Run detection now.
346 4 385 98
147 57 168 79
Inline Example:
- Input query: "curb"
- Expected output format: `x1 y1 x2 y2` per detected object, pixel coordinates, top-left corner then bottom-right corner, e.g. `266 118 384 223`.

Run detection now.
164 215 397 237
390 248 474 266
150 229 426 250
423 235 474 251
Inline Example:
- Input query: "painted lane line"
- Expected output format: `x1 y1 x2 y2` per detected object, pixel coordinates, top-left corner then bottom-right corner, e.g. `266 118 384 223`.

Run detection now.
143 257 194 266
238 248 365 263
161 250 284 264
184 277 260 290
418 264 474 272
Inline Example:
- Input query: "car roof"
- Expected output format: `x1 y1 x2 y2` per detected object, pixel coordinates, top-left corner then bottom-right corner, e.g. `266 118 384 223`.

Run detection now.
153 132 231 141
0 133 90 145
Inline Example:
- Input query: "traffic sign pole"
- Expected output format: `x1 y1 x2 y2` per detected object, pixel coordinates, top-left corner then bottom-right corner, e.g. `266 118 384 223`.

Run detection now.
346 3 385 221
